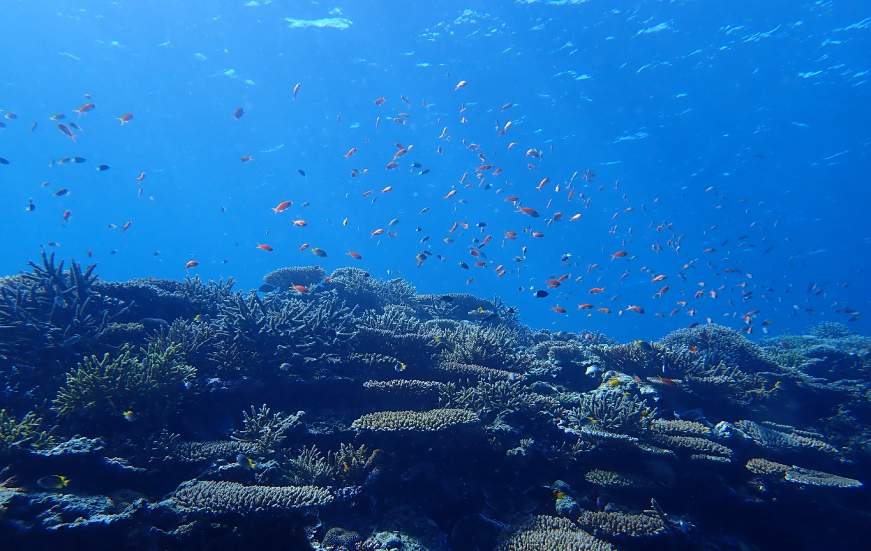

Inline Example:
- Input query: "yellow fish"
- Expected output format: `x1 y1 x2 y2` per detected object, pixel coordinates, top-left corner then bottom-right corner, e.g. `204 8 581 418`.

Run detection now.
37 475 69 490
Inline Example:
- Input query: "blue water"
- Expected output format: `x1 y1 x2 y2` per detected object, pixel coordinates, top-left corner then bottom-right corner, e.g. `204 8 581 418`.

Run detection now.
1 0 868 342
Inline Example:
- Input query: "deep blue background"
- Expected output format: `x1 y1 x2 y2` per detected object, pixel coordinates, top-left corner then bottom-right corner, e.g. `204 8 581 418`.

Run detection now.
1 0 868 341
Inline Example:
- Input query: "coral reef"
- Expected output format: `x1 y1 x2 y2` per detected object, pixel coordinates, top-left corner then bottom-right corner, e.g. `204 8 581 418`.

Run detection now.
0 256 869 550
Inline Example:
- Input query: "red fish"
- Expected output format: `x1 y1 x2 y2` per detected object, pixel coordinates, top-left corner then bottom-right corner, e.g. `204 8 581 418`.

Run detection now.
517 207 539 217
117 113 133 125
185 261 199 269
57 123 76 142
347 251 362 260
256 243 274 252
272 201 292 214
233 107 244 119
74 103 96 117
293 83 300 100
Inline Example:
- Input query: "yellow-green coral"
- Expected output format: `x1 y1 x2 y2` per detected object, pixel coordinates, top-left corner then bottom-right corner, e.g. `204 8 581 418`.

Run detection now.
0 409 57 458
53 340 195 421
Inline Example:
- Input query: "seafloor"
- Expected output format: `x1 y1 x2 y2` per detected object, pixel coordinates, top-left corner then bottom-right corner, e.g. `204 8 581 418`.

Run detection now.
0 253 869 551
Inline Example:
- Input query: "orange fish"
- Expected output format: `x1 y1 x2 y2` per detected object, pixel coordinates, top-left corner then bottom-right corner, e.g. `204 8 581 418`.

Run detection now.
117 113 133 125
569 214 582 221
122 221 132 233
455 80 468 90
74 103 96 116
292 285 308 293
504 195 518 202
345 148 357 158
657 286 670 297
57 123 76 142
185 261 199 269
382 186 393 193
293 219 307 227
347 251 362 260
371 229 385 237
386 162 399 170
256 243 274 252
375 97 386 105
272 201 292 214
651 275 667 283
687 345 698 353
598 308 611 314
517 207 539 217
62 210 72 222
589 288 605 294
240 155 253 162
293 83 300 100
577 303 594 310
626 305 645 313
531 232 544 238
444 190 458 199
362 190 373 197
611 251 628 260
136 172 146 182
551 306 567 314
537 177 550 190
300 243 310 251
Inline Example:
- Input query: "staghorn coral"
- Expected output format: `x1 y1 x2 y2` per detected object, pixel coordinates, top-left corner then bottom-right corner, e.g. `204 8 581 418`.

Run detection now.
658 324 779 376
92 274 235 321
577 510 665 538
0 409 57 458
330 443 381 486
351 408 479 432
565 390 651 433
170 480 333 514
439 323 521 370
231 405 304 451
53 340 196 421
263 265 326 288
285 445 338 485
496 515 615 551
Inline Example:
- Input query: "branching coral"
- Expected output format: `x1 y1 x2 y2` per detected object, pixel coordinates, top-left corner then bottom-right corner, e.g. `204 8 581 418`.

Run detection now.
53 340 195 421
0 409 57 458
231 405 304 451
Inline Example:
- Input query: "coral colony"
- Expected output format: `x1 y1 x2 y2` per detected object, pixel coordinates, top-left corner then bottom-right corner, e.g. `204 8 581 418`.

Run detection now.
0 253 869 549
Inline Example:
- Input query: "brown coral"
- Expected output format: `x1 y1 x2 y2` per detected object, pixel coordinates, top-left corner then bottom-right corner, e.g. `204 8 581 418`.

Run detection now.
263 265 326 288
496 515 615 551
351 409 479 432
171 480 332 513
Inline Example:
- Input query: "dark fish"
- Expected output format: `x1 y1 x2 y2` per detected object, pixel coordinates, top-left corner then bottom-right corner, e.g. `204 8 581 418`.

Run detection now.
298 169 305 177
37 475 69 490
233 107 244 119
410 162 422 168
259 284 277 292
459 262 469 269
26 200 35 211
97 164 110 171
72 157 86 163
534 290 548 298
634 340 653 352
476 222 486 227
0 157 8 165
440 295 454 302
419 169 430 175
68 122 81 130
53 188 69 196
0 121 5 128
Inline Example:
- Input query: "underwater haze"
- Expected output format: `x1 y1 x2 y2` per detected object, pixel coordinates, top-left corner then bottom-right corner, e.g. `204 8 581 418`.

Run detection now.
0 1 870 551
